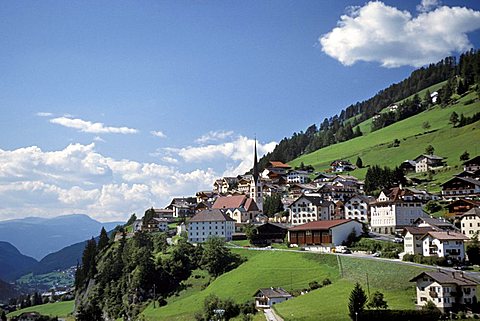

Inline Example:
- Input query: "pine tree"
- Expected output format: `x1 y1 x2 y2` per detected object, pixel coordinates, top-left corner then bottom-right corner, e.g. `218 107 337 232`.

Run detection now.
355 157 363 169
460 151 470 162
98 227 109 252
348 282 367 320
425 145 435 156
450 111 459 127
1 310 7 321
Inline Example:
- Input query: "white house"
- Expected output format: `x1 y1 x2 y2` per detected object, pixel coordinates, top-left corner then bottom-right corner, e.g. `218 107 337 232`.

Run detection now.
344 195 375 223
286 170 310 184
288 219 363 247
288 194 334 226
370 187 427 234
254 288 293 308
421 231 469 261
402 226 434 255
187 209 235 243
414 154 444 173
460 208 480 236
410 270 478 312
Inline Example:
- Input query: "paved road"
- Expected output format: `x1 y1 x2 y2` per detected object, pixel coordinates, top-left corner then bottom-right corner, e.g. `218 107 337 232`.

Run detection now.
264 308 284 321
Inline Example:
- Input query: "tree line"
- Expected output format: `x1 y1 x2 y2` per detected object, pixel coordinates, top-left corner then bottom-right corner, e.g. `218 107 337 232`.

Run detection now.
259 49 480 170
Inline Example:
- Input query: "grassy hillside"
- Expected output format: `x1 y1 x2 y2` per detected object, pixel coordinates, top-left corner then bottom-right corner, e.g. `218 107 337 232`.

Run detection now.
142 250 426 321
289 91 480 187
7 300 74 319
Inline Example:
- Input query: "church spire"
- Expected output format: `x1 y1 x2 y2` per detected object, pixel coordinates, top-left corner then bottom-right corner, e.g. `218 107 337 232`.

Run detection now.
253 138 259 183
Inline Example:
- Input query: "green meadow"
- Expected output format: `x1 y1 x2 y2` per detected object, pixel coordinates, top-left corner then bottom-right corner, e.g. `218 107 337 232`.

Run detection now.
7 300 74 320
289 91 480 187
142 250 427 321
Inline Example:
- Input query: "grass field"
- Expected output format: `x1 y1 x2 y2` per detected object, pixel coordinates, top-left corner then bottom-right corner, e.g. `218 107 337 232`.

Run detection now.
289 91 480 187
142 250 427 321
7 300 74 319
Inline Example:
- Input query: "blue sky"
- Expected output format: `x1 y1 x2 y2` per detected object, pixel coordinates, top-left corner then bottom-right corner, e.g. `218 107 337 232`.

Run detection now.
1 0 479 222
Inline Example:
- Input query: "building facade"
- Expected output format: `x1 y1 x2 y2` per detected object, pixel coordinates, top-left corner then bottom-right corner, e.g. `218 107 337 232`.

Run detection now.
187 209 235 243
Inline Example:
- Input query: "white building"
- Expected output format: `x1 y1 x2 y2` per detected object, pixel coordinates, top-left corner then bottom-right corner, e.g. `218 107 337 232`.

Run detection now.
288 194 334 226
402 226 434 255
286 170 310 184
187 209 235 243
414 154 444 173
254 288 293 308
370 187 427 234
460 208 480 236
421 231 469 261
344 195 374 223
410 270 478 312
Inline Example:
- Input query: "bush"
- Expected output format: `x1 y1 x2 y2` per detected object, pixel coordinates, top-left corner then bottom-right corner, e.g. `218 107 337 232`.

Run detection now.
309 281 321 290
359 309 441 321
381 251 399 259
322 278 332 286
402 254 449 266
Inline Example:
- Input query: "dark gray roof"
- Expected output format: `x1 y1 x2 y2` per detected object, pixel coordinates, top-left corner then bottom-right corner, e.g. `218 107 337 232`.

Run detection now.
188 209 235 223
255 287 292 299
410 271 478 286
461 208 480 218
414 217 454 228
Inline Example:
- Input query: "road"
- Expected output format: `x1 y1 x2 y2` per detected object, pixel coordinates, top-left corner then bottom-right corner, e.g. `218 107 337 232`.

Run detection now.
264 308 284 321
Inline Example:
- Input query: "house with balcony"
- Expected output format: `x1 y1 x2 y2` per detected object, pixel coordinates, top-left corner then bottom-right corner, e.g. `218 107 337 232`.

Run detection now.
286 170 310 184
414 154 444 173
288 194 334 226
143 217 168 233
254 288 292 308
441 177 480 200
403 226 435 255
421 231 469 261
444 199 480 217
410 270 478 312
464 156 480 172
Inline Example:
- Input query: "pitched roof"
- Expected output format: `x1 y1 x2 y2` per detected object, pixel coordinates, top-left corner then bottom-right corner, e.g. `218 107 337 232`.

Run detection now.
212 195 247 209
268 161 291 169
463 155 480 166
188 209 235 223
441 176 480 187
414 217 455 228
290 194 323 206
410 271 478 286
244 198 259 211
421 231 469 241
289 219 358 231
414 154 444 161
255 287 292 299
461 207 480 218
403 226 434 236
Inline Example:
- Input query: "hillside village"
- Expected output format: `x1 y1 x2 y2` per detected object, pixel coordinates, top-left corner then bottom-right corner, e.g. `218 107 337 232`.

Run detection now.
117 133 480 315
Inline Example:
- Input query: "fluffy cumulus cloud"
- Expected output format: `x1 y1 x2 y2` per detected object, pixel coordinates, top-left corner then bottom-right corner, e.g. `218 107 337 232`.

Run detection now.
50 116 138 134
0 143 216 222
166 135 276 176
320 1 480 67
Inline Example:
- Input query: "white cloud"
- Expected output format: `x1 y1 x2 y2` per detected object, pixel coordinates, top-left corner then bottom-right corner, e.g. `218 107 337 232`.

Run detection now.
166 136 276 176
93 136 106 143
320 1 480 67
162 156 178 164
0 144 216 222
50 116 138 134
36 112 53 117
195 130 234 144
417 0 441 13
151 130 167 138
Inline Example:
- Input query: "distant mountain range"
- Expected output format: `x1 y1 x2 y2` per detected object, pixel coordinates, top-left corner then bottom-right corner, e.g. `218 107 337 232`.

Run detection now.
0 214 123 260
0 241 37 281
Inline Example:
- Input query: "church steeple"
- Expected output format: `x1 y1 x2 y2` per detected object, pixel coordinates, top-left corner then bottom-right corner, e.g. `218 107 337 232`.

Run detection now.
253 138 259 183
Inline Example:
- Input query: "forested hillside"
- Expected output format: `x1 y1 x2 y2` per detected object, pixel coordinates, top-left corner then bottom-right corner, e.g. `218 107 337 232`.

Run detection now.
259 49 480 169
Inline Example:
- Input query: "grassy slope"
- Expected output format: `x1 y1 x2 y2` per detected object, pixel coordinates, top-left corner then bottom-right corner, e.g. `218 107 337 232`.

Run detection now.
290 91 480 185
7 300 74 318
142 250 426 321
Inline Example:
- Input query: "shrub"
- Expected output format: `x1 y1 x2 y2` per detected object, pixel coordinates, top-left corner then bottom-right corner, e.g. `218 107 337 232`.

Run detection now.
359 309 441 321
309 281 321 290
322 278 332 286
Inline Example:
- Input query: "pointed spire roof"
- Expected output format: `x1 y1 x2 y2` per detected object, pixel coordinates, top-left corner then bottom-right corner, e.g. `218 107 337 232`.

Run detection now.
253 138 259 183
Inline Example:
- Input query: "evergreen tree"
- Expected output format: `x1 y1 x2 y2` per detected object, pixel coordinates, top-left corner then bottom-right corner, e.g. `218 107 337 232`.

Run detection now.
425 145 435 155
97 227 109 252
450 111 459 127
460 151 470 162
125 213 137 226
1 310 7 321
466 232 480 265
143 207 156 226
355 157 363 169
348 282 367 320
200 237 243 277
367 291 388 309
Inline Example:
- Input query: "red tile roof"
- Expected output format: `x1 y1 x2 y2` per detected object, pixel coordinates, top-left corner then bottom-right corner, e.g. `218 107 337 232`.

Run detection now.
268 161 291 169
289 219 356 231
212 195 246 209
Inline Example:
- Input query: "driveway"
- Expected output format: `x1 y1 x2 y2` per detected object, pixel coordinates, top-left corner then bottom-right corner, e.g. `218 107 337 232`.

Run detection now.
264 308 284 321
